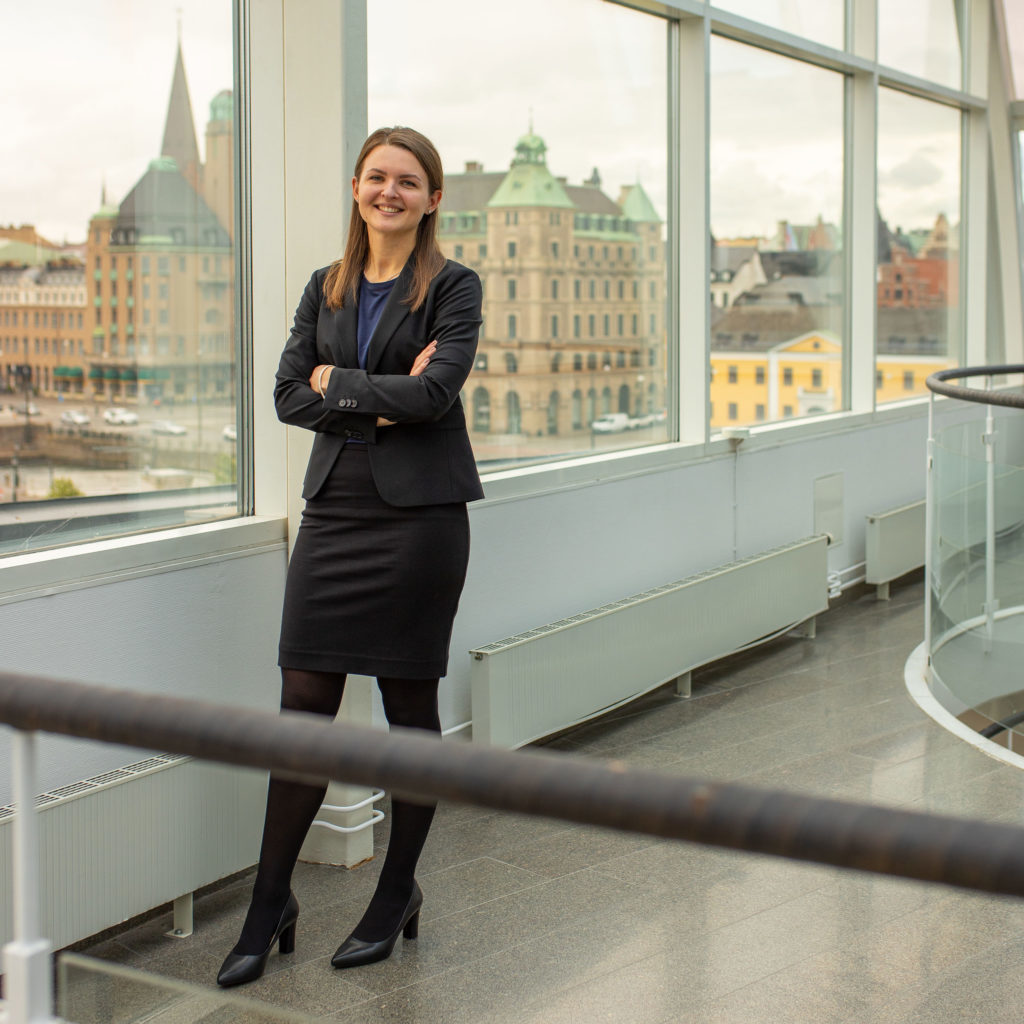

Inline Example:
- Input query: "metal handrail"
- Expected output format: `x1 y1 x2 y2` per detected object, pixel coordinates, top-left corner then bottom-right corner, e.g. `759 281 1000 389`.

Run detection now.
4 671 1024 897
926 364 1024 408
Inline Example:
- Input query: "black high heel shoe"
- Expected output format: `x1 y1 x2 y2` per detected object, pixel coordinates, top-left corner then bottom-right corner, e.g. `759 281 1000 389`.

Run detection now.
331 881 423 969
216 891 299 988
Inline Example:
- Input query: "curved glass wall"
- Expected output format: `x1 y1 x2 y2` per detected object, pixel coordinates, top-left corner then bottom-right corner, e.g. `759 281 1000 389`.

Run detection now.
929 410 1024 748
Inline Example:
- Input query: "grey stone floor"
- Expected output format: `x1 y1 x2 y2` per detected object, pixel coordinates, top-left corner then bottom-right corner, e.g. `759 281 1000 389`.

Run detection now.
72 578 1024 1023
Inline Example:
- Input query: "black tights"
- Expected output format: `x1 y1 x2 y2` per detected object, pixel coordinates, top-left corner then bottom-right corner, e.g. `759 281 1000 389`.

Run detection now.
232 668 440 955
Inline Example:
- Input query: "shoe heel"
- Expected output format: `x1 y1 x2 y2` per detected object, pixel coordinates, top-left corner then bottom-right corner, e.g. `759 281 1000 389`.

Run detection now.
279 921 297 955
403 910 419 940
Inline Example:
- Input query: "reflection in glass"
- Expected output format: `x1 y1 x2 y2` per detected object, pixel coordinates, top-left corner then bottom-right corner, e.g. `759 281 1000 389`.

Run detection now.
59 952 315 1023
368 0 669 469
711 0 844 50
878 0 962 89
709 38 845 430
0 3 238 554
876 89 960 405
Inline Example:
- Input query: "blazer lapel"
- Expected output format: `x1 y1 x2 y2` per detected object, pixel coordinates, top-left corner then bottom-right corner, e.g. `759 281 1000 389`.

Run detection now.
365 261 414 373
331 300 359 369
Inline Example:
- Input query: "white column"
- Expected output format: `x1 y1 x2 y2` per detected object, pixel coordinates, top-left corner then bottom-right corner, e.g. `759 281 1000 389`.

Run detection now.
2 731 58 1024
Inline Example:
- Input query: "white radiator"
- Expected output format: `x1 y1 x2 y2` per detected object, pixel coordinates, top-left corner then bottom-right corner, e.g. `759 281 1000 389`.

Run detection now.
470 536 829 748
0 755 266 950
865 500 925 599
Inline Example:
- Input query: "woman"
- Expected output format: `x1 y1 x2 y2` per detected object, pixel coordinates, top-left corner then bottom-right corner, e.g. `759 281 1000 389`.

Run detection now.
217 126 483 988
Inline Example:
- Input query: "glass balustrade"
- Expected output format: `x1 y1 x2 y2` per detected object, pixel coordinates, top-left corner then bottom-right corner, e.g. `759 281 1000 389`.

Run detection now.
928 407 1024 750
58 953 316 1024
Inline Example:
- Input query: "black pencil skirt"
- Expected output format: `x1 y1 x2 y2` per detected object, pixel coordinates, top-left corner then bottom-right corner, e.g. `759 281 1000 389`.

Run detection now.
278 444 470 679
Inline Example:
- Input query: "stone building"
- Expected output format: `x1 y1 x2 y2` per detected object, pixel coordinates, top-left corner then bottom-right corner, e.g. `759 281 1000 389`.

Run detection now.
437 131 666 459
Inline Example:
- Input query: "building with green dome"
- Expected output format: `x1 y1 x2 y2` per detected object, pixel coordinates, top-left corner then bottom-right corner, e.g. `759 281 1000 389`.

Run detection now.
438 131 666 458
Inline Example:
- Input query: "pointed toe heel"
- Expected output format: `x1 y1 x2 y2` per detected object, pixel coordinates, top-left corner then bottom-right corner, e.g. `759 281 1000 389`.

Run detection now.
216 892 299 988
331 882 422 970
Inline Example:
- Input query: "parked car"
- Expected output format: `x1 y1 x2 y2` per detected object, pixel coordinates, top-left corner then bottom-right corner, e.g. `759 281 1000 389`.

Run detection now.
15 402 42 417
103 407 139 426
221 424 237 442
591 413 633 434
150 419 187 436
60 410 91 427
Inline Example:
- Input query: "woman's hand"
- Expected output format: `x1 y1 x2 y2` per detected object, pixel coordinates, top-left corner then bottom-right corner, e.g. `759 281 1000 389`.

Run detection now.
410 340 437 377
309 364 333 395
378 340 437 426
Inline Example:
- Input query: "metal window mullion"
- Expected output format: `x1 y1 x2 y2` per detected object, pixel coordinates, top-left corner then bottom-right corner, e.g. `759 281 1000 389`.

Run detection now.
846 68 878 414
233 0 254 516
674 14 710 444
962 104 988 367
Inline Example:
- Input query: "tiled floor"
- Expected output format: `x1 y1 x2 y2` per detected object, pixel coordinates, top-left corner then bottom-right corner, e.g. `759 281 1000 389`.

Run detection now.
75 578 1024 1023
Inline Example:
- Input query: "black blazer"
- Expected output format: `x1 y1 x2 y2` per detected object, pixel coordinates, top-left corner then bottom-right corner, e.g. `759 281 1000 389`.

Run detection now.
274 258 485 506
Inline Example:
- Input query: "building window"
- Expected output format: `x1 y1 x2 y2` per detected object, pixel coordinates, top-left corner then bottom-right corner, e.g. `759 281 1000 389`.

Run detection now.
876 370 883 389
903 370 914 390
551 241 559 259
505 352 518 373
755 404 765 421
728 403 738 420
811 368 823 388
508 314 517 339
574 315 581 338
783 367 794 386
728 365 738 384
755 366 765 385
507 279 516 300
454 244 463 260
506 390 521 433
551 315 559 338
507 241 516 258
472 386 490 431
573 353 582 371
551 279 559 299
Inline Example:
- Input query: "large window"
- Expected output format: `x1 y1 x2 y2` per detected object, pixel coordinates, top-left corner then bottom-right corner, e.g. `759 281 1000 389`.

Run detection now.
710 0 844 50
1 2 239 555
368 0 669 469
878 0 962 89
709 39 845 431
876 89 961 404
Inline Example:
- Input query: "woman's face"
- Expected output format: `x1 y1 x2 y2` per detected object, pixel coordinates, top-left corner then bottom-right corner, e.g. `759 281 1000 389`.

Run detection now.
353 144 441 240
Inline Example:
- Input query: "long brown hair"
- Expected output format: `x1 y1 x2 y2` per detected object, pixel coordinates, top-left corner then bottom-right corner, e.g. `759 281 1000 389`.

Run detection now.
323 126 445 312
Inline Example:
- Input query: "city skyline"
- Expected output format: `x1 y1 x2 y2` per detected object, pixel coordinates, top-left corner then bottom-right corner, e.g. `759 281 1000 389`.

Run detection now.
6 0 996 249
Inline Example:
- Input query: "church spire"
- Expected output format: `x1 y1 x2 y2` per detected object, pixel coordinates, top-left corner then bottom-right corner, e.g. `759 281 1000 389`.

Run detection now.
160 41 200 190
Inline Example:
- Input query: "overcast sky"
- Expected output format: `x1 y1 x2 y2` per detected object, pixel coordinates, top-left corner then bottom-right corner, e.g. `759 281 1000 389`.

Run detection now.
3 0 1020 246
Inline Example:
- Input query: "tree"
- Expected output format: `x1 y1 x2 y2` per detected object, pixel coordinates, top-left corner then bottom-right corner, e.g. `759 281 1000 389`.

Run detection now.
47 477 84 499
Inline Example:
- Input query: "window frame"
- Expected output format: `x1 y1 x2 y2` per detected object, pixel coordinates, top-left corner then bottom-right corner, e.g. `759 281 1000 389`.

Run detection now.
5 0 1015 593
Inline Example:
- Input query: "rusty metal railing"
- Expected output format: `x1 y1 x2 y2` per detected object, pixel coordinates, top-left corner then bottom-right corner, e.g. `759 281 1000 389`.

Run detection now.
3 671 1024 896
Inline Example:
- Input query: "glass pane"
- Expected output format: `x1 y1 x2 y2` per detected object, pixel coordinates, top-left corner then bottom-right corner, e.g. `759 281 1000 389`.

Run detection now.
709 38 845 431
930 414 1024 750
59 952 315 1023
876 89 960 406
368 0 669 470
0 4 239 556
878 0 962 89
711 0 844 50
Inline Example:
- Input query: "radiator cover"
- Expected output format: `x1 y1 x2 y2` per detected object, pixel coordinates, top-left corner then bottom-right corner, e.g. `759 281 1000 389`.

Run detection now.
470 536 829 748
0 755 265 950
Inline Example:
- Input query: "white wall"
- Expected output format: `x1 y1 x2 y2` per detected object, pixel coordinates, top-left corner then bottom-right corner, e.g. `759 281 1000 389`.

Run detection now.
0 402 965 805
0 548 285 804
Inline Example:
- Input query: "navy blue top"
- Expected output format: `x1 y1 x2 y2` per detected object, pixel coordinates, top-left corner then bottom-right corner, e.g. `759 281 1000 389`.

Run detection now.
357 276 398 370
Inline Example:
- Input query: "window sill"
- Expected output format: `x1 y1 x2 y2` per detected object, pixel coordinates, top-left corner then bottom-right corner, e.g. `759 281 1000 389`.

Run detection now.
477 398 940 506
0 516 288 606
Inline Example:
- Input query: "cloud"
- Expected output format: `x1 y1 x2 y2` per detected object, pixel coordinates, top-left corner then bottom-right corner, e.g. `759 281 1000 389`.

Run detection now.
880 152 945 191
